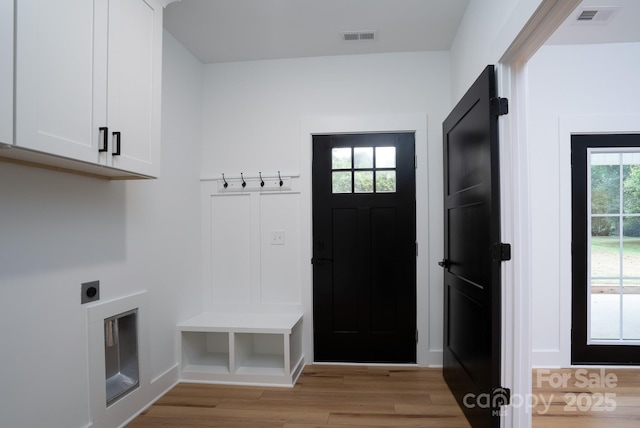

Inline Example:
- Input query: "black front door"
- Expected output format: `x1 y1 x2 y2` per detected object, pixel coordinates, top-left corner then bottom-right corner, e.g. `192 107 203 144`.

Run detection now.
312 133 416 363
441 65 506 427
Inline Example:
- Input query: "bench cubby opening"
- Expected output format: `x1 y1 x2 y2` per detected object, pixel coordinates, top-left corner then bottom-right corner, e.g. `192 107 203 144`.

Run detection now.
180 331 230 375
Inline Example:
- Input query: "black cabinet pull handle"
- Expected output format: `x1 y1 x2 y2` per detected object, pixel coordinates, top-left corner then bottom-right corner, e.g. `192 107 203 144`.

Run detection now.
112 132 121 156
99 127 108 152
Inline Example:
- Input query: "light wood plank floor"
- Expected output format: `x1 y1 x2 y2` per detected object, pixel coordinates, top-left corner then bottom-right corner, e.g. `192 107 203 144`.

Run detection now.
128 365 471 427
128 366 640 427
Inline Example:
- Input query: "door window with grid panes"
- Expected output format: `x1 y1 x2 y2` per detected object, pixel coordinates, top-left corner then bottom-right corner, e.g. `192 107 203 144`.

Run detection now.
331 146 396 194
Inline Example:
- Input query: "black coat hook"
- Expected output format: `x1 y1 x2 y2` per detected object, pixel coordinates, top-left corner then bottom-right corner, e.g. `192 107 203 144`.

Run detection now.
222 173 228 188
259 172 265 187
241 172 246 188
278 171 283 187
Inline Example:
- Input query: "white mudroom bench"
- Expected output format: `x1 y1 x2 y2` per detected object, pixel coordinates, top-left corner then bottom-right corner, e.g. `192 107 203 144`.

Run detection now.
177 312 304 386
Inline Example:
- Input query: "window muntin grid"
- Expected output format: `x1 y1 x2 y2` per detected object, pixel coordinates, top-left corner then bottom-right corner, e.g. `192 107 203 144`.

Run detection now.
331 146 396 194
588 149 640 343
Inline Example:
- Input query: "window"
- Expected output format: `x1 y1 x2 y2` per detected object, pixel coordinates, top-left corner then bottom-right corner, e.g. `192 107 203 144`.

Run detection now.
572 134 640 365
589 151 640 341
331 146 396 194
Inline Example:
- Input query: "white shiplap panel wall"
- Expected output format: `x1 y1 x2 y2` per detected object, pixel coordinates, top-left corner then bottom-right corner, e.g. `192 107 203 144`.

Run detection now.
209 194 252 304
203 182 303 311
260 193 301 305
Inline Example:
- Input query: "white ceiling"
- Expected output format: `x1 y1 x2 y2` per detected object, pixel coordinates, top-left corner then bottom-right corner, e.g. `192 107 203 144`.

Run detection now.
163 0 470 64
546 0 640 45
163 0 640 65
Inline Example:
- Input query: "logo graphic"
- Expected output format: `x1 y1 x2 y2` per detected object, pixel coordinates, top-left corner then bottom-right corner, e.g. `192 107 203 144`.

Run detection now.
462 369 618 415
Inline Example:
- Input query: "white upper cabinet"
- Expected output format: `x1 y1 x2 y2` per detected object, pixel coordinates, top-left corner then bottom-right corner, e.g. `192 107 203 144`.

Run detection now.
9 0 163 179
106 0 162 177
15 0 108 164
0 0 14 146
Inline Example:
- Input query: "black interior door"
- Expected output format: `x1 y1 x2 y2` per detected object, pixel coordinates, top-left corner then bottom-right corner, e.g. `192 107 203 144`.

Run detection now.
312 133 416 363
441 65 505 427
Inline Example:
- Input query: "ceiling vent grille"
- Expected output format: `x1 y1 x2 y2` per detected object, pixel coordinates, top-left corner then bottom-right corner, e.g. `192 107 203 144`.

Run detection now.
575 6 620 23
577 10 598 21
341 31 377 42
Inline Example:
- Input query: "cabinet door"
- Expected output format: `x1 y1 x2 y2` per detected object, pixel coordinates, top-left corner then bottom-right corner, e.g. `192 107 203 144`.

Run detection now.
15 0 108 162
0 0 13 145
106 0 162 177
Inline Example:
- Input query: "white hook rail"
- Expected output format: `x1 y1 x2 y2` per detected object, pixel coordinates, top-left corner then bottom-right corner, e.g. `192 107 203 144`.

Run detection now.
208 172 294 192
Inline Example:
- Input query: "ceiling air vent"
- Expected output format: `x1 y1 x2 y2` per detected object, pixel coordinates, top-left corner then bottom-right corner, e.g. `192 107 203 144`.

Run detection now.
341 31 377 42
575 6 620 23
577 10 598 21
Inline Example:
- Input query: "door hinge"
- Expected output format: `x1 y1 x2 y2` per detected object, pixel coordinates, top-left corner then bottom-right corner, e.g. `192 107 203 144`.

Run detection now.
493 387 511 407
490 97 509 116
415 242 418 257
414 154 418 169
491 243 511 262
415 330 419 343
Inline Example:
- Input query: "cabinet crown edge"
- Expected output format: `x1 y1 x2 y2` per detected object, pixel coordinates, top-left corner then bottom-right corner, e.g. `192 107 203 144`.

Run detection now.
158 0 181 7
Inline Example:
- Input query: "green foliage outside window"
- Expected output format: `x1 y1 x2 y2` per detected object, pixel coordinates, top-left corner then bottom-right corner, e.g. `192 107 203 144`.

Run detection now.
591 163 640 237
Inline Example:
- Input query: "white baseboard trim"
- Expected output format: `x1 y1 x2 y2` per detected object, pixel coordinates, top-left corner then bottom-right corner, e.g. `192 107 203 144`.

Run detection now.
117 364 180 428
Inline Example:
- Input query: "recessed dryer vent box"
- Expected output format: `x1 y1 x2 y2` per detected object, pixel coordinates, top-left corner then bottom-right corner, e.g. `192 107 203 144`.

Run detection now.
105 308 139 406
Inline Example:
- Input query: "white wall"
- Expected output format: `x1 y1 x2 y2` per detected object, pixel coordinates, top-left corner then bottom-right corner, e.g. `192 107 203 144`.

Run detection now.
0 0 12 145
0 30 203 427
450 0 544 102
200 51 451 366
527 42 640 366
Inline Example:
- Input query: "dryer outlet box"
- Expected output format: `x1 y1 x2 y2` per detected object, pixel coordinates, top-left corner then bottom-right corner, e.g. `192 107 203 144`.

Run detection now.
81 280 100 304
